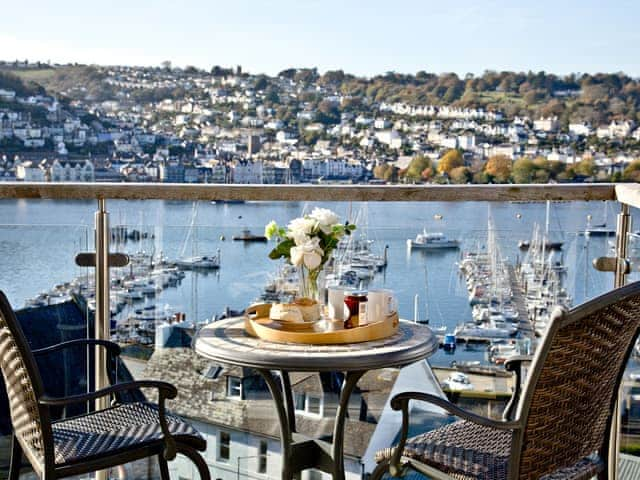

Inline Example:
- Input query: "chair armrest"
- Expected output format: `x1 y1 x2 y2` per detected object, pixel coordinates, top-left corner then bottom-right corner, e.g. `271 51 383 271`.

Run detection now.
503 355 533 371
32 339 121 357
40 380 179 460
503 355 533 421
39 380 177 406
390 392 521 430
387 391 522 476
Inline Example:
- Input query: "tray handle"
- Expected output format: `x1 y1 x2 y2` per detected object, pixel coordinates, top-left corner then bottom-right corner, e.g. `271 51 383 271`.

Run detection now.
245 303 272 319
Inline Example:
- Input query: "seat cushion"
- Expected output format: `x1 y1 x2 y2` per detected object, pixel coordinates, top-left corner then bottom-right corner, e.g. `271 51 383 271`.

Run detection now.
52 402 204 465
376 420 604 480
378 420 513 480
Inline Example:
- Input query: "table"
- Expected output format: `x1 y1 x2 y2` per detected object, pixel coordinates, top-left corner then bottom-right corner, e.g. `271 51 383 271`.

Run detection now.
194 317 438 480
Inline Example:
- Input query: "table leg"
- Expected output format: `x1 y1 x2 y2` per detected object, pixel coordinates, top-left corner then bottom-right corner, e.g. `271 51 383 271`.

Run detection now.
331 371 365 480
280 371 297 432
257 369 295 480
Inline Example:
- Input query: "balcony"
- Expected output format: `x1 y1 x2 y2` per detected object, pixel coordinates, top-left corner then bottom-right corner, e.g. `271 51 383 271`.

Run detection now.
0 182 639 480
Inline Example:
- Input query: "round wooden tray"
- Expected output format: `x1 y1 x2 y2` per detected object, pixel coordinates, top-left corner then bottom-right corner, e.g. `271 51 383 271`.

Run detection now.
244 303 399 345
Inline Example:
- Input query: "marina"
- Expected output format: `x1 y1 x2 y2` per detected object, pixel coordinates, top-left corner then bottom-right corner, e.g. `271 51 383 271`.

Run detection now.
3 199 632 368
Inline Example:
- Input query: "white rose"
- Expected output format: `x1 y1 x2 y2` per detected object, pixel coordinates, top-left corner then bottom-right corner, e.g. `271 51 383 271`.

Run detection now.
287 217 317 237
290 230 309 246
290 237 323 269
310 208 340 234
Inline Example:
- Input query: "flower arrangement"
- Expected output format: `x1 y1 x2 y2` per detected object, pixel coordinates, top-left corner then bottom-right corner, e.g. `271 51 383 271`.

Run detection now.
265 208 355 301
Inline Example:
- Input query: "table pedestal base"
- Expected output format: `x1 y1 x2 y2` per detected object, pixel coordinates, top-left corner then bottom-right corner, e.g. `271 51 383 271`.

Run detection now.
258 369 365 480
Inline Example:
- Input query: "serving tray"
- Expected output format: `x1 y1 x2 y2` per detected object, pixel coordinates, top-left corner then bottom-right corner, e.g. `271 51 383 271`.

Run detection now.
244 303 399 345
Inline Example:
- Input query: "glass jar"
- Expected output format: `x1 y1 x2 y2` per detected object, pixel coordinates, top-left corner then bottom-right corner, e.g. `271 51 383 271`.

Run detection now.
344 291 368 329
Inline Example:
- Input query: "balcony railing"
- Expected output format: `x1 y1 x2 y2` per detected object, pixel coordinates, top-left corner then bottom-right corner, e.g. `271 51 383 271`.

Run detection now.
0 181 638 480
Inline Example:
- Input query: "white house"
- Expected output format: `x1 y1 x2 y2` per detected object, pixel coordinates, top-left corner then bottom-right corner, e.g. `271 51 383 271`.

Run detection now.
569 123 593 137
15 161 46 181
533 117 559 132
49 159 95 182
374 130 403 149
231 160 262 183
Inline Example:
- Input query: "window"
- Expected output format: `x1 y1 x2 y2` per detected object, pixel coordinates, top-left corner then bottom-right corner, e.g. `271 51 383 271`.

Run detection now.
258 440 268 473
219 431 230 461
294 392 323 416
227 376 242 399
306 396 321 415
307 469 324 480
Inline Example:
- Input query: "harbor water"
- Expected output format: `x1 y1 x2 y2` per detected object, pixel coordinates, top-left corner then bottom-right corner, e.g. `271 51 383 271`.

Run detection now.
0 198 637 367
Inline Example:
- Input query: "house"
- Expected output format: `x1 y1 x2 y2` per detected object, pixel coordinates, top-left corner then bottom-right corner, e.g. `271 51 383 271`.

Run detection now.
141 347 447 480
15 160 46 181
49 159 95 182
0 89 16 101
533 117 559 132
231 160 262 183
374 130 403 149
569 123 593 137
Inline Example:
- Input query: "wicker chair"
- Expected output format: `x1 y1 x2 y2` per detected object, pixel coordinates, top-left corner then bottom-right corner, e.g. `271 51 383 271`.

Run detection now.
373 281 640 480
0 291 210 480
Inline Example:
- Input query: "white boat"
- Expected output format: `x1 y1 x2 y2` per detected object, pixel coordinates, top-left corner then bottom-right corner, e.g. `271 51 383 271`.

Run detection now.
407 230 460 250
454 321 517 338
175 255 220 270
441 372 474 391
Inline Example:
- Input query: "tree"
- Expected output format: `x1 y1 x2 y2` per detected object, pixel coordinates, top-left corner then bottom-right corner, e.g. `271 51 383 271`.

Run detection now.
405 155 432 182
449 166 471 184
254 75 269 91
373 164 396 182
574 157 596 177
484 155 512 183
511 157 535 183
622 160 640 182
437 149 464 174
278 68 296 80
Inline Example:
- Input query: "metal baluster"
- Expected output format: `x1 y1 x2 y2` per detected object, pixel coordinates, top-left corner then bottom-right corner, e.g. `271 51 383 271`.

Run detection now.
95 199 110 480
610 202 631 480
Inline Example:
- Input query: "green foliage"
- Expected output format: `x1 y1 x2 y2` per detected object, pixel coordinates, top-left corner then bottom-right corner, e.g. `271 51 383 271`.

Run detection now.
373 163 397 181
622 160 640 182
511 157 535 183
405 155 432 182
574 157 597 177
449 166 471 184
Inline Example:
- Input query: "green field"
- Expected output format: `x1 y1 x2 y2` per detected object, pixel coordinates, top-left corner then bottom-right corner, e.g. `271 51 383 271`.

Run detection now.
2 68 57 82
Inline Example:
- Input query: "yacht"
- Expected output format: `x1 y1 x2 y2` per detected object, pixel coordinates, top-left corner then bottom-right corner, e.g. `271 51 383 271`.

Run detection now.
175 253 220 270
407 230 460 250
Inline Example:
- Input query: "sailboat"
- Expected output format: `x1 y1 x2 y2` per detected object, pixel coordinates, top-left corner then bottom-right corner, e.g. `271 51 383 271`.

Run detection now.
583 201 616 237
176 203 221 270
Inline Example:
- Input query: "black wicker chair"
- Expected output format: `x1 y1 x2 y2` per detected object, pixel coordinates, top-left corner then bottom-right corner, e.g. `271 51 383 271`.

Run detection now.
373 281 640 480
0 291 210 480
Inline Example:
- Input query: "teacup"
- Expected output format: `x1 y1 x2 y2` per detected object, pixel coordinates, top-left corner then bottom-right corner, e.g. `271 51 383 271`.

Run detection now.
367 288 398 322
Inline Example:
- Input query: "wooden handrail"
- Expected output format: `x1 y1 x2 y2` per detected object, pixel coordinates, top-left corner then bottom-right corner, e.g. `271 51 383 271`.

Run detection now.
0 182 618 202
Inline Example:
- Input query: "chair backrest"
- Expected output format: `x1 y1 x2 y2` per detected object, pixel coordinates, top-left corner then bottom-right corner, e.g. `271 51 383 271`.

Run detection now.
0 291 49 467
515 281 640 479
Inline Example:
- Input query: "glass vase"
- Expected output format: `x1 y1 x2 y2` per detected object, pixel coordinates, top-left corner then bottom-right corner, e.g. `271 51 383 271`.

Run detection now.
298 266 322 303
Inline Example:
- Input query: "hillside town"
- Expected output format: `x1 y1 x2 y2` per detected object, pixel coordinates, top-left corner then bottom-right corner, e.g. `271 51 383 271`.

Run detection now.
1 63 640 184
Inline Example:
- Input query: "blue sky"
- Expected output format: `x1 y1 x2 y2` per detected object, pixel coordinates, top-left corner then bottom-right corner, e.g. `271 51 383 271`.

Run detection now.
1 0 638 77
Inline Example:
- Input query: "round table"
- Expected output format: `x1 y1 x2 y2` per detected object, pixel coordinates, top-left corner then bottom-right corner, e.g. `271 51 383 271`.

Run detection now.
194 317 438 480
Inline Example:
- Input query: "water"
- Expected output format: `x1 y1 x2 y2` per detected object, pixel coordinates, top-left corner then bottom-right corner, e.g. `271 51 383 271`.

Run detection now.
0 198 635 367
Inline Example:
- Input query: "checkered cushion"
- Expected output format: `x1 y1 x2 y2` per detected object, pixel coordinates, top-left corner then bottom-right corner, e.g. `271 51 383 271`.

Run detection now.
52 402 204 465
376 420 603 480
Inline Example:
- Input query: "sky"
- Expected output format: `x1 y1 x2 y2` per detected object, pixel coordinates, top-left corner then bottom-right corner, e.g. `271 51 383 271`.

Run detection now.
1 0 638 77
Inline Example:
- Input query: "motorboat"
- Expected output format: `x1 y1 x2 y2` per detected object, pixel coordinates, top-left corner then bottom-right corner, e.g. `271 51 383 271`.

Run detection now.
441 372 474 391
407 230 460 250
454 321 518 339
175 254 220 270
232 229 267 242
